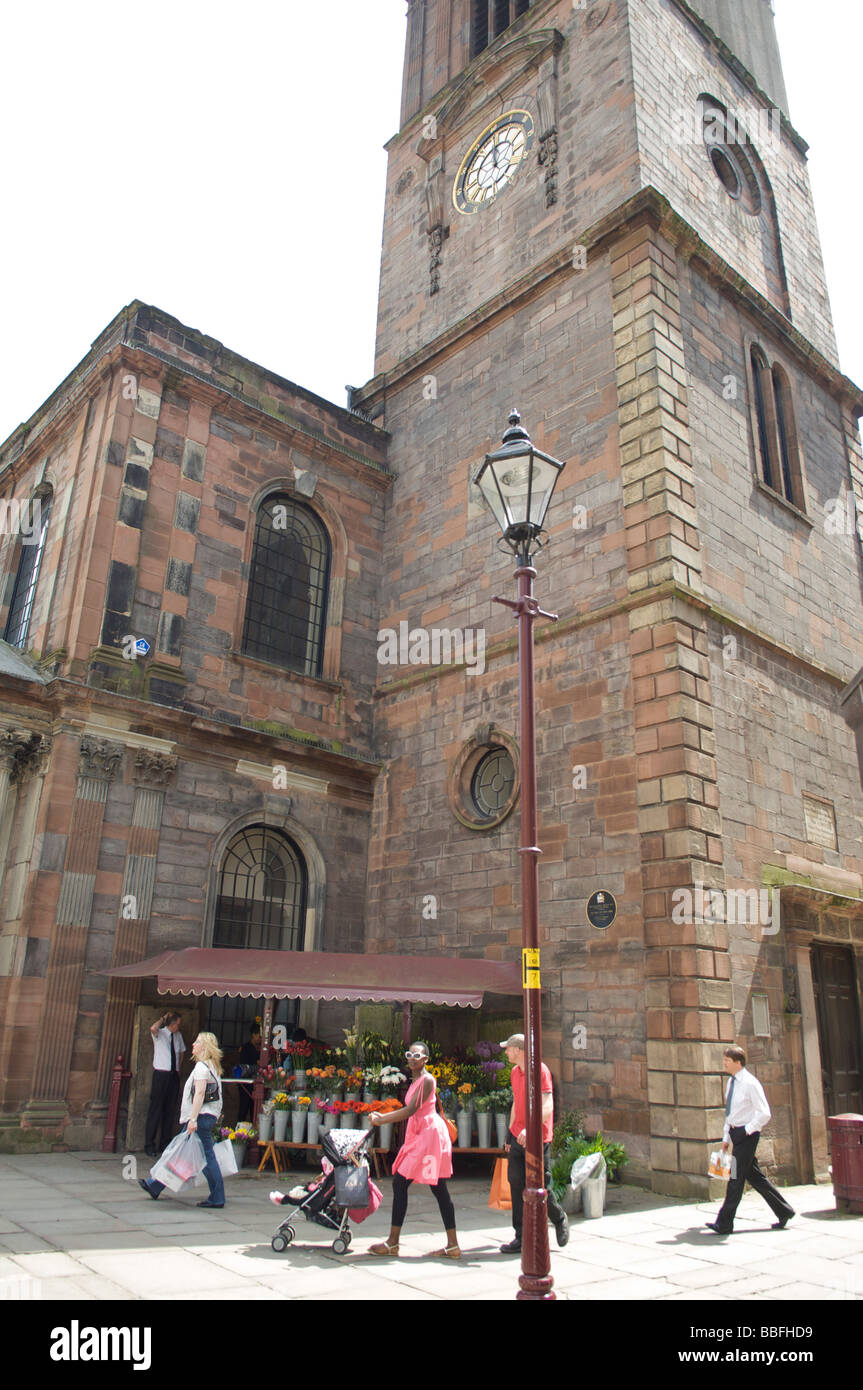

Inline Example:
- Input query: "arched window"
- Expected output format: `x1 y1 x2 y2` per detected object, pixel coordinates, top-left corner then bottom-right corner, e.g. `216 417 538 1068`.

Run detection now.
241 496 330 677
747 346 805 511
207 826 308 1047
472 0 530 58
3 489 52 650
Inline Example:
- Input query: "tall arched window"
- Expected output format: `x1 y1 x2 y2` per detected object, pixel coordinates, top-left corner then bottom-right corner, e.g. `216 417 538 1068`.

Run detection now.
472 0 531 57
748 346 805 512
241 495 330 677
3 488 52 650
207 826 308 1047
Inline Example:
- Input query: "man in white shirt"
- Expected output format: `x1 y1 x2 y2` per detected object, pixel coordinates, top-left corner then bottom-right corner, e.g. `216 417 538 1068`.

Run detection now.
144 1012 185 1157
706 1045 795 1234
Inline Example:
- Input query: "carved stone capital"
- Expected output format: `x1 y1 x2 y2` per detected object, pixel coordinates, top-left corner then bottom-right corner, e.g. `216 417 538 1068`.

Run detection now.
133 750 178 788
0 729 53 784
78 736 125 783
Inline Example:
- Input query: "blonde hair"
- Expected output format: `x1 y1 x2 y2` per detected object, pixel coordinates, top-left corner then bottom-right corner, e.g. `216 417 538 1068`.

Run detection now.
195 1032 223 1076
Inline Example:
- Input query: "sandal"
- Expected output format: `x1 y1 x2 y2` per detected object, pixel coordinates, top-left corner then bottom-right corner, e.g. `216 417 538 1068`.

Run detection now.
368 1241 400 1257
430 1245 462 1259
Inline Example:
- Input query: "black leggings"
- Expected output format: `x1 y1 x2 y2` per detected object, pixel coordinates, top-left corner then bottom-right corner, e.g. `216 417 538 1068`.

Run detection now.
391 1173 455 1230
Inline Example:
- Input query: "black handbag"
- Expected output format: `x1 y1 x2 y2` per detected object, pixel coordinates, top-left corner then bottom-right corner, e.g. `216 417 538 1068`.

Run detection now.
202 1064 221 1105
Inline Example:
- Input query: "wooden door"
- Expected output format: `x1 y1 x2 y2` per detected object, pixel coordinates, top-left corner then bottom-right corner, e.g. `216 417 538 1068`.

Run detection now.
811 943 863 1121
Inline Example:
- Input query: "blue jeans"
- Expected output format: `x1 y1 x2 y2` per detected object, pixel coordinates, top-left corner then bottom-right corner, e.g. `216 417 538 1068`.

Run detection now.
146 1114 225 1205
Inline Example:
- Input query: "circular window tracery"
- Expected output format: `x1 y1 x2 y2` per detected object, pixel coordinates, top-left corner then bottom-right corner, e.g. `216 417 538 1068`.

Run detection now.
449 732 520 830
471 748 516 818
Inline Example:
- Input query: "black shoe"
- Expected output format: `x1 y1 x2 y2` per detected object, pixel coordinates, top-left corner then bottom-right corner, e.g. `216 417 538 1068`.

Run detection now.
138 1180 159 1200
197 1201 225 1209
500 1237 522 1254
772 1213 794 1229
145 1149 159 1158
554 1213 570 1248
706 1221 731 1234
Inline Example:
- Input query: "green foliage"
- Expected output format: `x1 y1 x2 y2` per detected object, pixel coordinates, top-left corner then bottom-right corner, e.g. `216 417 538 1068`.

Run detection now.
549 1129 629 1204
550 1109 587 1158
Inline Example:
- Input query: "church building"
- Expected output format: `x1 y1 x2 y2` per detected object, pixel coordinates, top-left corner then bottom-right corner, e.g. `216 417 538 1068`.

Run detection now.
1 0 862 1195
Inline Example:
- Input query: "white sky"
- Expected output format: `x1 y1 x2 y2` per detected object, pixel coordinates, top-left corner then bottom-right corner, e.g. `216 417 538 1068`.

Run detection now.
0 0 860 448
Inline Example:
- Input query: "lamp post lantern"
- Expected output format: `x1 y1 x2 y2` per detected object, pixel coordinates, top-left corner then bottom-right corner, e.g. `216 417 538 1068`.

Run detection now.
475 409 566 1302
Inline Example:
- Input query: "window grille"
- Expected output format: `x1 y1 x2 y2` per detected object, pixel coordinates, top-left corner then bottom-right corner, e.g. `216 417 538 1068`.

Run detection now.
241 495 330 676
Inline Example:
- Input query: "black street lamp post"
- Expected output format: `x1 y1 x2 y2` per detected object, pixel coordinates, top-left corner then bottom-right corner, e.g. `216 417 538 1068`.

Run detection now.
474 410 566 1301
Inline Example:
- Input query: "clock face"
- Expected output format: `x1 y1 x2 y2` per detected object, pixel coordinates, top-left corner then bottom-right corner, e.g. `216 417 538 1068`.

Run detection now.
453 111 534 215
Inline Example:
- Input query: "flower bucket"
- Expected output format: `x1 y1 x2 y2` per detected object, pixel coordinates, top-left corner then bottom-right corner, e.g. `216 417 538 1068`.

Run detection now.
258 1111 273 1143
377 1122 394 1153
340 1111 357 1129
322 1111 338 1132
457 1112 472 1148
307 1113 321 1145
476 1113 492 1148
494 1114 508 1148
291 1111 307 1143
273 1110 289 1142
231 1141 248 1170
293 1070 307 1090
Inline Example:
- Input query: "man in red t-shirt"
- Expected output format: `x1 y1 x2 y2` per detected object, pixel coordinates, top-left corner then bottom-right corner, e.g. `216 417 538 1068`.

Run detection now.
500 1033 568 1253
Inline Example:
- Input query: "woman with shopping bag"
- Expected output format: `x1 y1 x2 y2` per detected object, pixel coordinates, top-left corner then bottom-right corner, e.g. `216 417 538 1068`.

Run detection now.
139 1032 226 1208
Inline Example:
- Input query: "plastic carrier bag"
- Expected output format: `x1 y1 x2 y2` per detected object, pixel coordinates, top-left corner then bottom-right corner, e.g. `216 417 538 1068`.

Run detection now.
334 1160 370 1208
150 1130 206 1190
709 1149 732 1181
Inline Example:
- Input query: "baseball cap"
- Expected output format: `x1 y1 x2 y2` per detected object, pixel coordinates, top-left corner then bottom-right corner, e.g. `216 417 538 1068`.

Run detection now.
500 1033 525 1049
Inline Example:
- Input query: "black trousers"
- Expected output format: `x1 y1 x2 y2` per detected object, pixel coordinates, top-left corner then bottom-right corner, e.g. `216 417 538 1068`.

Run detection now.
144 1070 180 1152
507 1139 566 1236
715 1127 795 1232
391 1173 456 1231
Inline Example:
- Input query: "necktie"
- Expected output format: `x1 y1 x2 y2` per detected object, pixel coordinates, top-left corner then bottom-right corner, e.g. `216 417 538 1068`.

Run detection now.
725 1075 735 1115
169 1035 176 1073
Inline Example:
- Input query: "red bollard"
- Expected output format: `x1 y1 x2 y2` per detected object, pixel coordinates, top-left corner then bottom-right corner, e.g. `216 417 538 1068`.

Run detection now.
102 1055 132 1153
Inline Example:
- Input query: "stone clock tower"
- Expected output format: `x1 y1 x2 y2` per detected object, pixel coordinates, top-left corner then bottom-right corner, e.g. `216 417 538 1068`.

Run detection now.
357 0 863 1193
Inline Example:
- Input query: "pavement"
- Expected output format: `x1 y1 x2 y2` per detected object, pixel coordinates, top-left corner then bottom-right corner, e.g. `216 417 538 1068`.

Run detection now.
0 1148 861 1302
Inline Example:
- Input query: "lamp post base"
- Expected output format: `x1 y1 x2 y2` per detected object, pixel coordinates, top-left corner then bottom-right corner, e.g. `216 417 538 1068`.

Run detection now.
517 1187 556 1301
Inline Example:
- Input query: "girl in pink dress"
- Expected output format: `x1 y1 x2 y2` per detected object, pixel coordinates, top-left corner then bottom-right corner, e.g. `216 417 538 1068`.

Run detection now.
368 1041 459 1259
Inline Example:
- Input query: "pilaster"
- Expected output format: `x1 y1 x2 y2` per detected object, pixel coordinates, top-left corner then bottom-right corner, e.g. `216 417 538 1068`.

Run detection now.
24 737 124 1114
94 750 178 1098
612 221 734 1193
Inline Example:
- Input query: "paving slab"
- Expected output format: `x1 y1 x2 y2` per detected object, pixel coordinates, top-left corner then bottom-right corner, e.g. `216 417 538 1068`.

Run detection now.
1 1152 861 1303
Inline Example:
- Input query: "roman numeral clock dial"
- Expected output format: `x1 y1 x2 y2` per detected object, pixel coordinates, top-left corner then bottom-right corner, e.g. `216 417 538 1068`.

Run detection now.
453 111 534 214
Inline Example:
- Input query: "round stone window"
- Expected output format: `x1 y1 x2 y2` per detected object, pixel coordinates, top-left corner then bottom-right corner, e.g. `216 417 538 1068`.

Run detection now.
701 97 762 216
449 732 520 830
710 146 740 198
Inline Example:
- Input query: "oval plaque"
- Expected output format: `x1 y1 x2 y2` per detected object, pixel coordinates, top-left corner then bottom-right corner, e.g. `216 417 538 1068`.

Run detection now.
586 890 617 930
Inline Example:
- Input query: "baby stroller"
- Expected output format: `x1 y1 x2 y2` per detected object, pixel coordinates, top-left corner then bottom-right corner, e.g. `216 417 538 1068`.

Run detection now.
270 1127 379 1256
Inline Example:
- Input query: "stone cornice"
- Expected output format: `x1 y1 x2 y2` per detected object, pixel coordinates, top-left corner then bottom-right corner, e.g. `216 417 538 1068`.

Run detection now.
357 188 863 417
374 576 855 700
0 304 393 491
46 681 383 782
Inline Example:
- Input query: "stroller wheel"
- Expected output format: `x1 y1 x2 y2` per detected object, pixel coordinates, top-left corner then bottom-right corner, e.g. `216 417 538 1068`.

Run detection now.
271 1230 293 1252
332 1236 349 1255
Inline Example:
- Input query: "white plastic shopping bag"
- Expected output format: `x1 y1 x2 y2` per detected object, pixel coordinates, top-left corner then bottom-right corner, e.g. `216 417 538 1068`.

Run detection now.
162 1129 207 1181
213 1139 238 1177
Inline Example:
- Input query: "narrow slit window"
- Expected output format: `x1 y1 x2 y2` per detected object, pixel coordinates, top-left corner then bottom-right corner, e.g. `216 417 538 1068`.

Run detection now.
750 348 774 491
